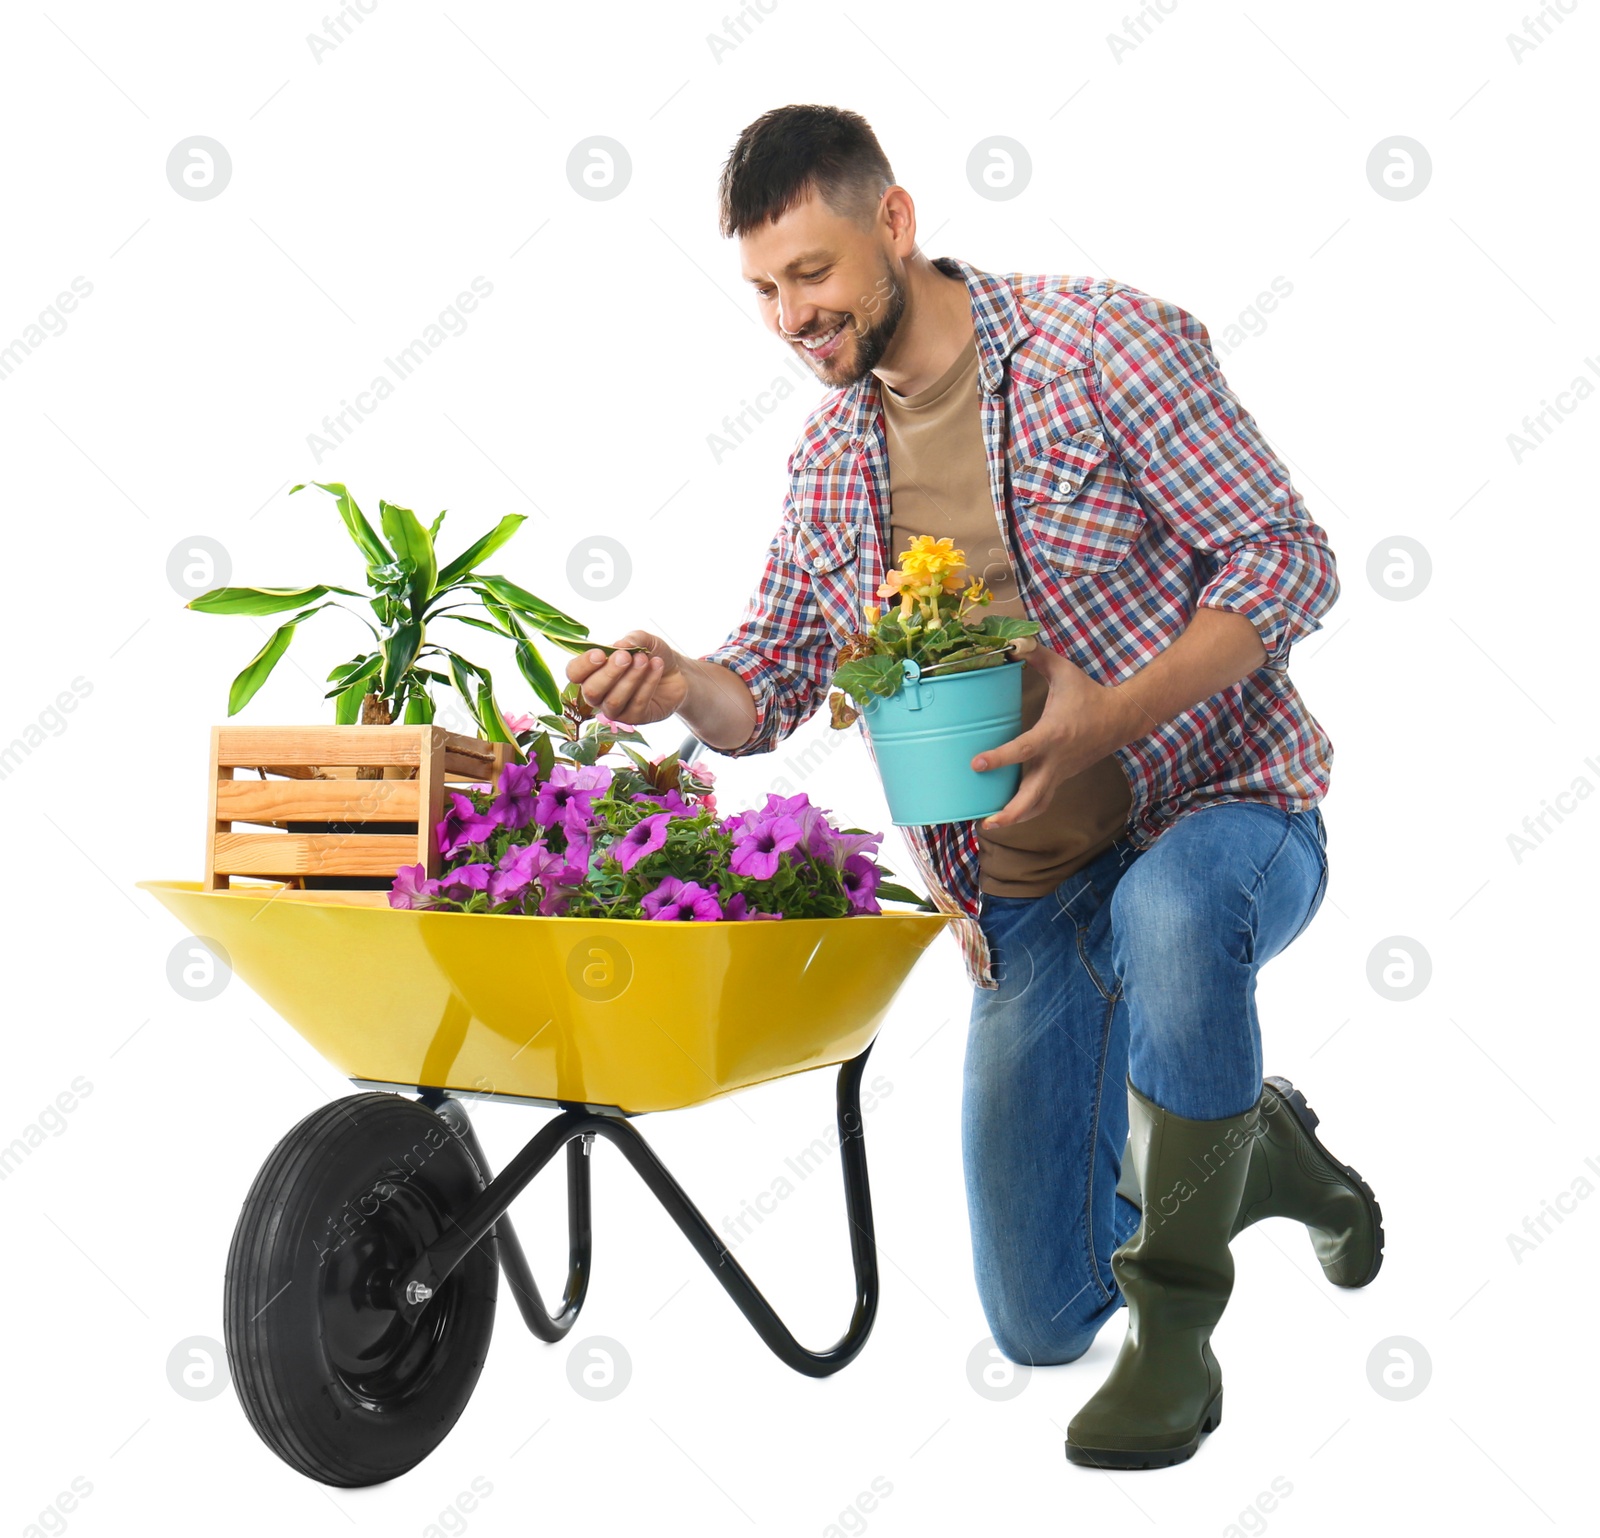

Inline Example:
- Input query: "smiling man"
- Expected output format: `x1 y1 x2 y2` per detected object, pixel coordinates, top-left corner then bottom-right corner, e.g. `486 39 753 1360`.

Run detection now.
566 104 1383 1469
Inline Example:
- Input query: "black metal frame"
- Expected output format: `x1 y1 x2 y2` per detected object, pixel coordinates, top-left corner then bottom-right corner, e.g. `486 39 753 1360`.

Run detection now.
401 1041 879 1378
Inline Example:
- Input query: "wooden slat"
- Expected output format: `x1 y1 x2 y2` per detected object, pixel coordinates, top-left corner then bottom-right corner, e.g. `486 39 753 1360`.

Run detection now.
217 779 421 823
443 753 499 780
214 832 420 877
204 726 230 891
216 725 429 768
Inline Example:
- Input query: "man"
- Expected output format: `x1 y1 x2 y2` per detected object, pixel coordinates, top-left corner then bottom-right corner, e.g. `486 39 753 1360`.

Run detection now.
568 105 1382 1469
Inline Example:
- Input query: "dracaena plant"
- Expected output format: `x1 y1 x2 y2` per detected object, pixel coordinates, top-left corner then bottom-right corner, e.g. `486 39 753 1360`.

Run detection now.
186 481 624 759
828 534 1039 729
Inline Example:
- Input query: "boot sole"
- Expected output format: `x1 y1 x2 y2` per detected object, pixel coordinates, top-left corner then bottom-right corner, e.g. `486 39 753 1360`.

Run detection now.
1064 1390 1223 1470
1263 1075 1385 1288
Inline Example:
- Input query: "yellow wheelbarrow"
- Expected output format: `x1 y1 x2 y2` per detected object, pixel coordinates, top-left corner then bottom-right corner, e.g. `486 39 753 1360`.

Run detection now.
139 873 950 1488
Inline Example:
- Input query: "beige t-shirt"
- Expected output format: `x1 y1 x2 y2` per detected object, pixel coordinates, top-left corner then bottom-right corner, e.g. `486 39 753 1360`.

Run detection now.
879 334 1132 897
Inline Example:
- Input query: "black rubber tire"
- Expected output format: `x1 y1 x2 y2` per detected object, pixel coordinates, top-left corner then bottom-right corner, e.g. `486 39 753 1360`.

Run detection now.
224 1093 498 1487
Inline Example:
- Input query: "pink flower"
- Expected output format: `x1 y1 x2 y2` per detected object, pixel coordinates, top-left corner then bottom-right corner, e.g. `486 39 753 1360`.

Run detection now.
389 863 438 909
437 862 493 904
641 877 723 921
437 791 500 859
534 762 613 828
841 853 882 915
491 761 539 831
546 824 595 886
502 710 536 734
729 814 801 879
488 839 555 905
613 811 672 872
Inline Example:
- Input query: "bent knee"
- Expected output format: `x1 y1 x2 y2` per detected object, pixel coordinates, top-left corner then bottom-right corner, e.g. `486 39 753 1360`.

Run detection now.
984 1291 1120 1367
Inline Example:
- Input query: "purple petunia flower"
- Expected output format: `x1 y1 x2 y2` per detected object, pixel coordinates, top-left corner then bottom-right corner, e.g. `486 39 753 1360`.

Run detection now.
437 791 500 859
534 763 612 829
641 876 724 921
613 811 672 872
488 839 554 905
490 762 540 831
729 814 801 879
840 853 883 915
389 863 439 910
437 861 494 904
545 823 595 886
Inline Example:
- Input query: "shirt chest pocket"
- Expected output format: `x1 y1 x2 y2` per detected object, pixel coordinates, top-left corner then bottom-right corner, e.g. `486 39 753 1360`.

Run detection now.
787 518 862 639
1010 432 1146 576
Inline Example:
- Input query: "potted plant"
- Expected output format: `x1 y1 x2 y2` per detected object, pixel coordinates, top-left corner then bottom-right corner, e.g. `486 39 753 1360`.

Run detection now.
185 481 643 893
186 480 631 759
826 536 1040 827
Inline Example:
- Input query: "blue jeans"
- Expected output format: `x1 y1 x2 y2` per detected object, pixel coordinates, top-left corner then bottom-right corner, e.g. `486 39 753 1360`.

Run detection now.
960 801 1328 1364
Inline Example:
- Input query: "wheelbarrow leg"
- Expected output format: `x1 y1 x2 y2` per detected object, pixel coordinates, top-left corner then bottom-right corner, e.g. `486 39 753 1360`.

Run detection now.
583 1042 881 1378
430 1097 593 1341
403 1044 881 1377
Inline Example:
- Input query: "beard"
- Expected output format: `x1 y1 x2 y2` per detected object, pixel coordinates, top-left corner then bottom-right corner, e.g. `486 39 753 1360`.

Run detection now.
793 258 907 388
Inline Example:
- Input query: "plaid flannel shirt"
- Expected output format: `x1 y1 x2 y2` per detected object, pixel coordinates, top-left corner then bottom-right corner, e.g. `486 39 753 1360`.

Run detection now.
701 257 1339 989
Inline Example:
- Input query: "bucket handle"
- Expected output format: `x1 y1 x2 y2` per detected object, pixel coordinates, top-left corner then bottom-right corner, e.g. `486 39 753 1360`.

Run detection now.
901 658 925 711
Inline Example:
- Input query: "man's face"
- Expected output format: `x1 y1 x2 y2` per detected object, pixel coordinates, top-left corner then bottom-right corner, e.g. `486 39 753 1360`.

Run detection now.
738 185 907 388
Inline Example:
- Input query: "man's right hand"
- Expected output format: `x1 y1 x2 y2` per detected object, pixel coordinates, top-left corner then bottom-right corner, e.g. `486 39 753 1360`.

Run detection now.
566 630 688 727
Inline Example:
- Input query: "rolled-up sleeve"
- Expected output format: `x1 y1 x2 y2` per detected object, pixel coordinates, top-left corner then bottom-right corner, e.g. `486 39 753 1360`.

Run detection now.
1090 287 1340 669
698 498 835 757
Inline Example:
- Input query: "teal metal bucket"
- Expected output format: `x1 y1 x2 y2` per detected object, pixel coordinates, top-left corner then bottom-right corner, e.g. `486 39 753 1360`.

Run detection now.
861 658 1025 826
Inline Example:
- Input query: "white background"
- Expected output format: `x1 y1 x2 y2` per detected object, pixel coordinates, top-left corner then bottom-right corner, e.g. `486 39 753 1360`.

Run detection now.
4 1 1596 1534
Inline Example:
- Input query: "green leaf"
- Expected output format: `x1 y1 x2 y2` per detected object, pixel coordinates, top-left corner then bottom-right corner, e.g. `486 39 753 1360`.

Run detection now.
514 638 561 713
290 482 391 569
379 499 438 609
333 678 367 724
402 689 435 724
918 651 1013 677
532 732 555 779
449 613 513 639
227 620 300 715
473 574 584 632
834 654 905 704
325 652 380 689
379 621 423 699
428 509 448 542
188 584 344 616
435 515 527 589
974 614 1043 639
540 633 640 658
483 600 529 640
475 673 520 752
875 880 929 906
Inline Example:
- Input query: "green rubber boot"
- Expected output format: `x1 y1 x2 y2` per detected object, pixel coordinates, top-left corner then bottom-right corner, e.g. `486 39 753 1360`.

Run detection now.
1115 1075 1383 1288
1067 1081 1257 1469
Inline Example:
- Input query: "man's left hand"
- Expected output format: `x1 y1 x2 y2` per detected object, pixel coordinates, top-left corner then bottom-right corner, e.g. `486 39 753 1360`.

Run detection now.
971 645 1139 830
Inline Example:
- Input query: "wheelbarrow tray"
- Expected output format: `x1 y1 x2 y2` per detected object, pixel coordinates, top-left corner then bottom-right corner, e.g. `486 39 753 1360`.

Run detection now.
138 880 950 1114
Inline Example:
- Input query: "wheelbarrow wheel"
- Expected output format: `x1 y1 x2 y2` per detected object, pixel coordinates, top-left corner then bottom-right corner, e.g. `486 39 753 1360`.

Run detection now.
225 1092 498 1487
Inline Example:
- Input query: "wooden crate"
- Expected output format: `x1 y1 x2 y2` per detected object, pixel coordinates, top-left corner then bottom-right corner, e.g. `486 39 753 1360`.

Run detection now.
205 725 509 900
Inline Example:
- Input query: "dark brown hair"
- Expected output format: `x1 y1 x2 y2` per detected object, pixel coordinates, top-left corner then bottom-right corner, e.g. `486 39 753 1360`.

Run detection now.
717 105 895 239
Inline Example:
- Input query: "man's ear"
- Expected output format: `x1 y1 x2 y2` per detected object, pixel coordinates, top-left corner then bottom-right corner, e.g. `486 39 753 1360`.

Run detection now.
880 185 917 254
